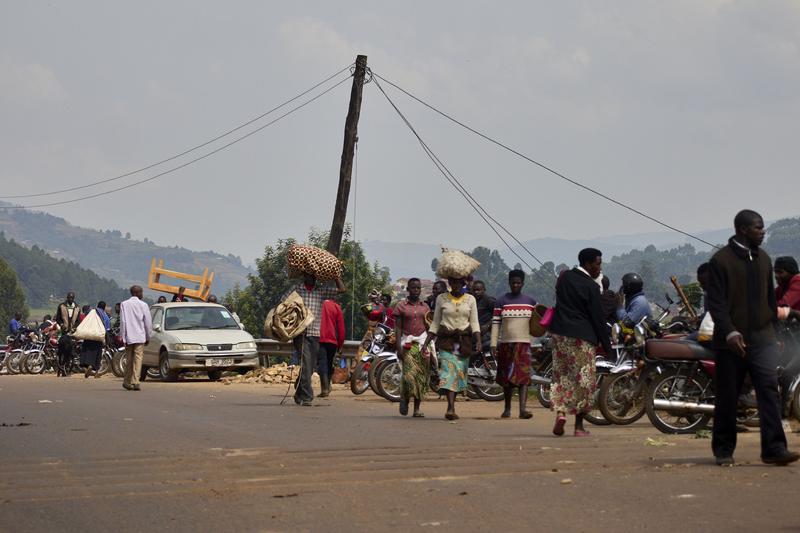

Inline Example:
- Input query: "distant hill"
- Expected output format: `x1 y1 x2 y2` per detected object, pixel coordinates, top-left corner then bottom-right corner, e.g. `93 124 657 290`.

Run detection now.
0 232 128 308
0 204 252 299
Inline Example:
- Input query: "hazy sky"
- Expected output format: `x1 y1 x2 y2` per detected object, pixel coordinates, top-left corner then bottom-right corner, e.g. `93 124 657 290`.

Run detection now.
2 1 798 266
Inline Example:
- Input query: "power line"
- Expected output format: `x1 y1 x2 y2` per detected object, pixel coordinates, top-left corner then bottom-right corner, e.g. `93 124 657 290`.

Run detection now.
1 74 353 210
0 64 354 200
372 72 718 250
372 76 544 277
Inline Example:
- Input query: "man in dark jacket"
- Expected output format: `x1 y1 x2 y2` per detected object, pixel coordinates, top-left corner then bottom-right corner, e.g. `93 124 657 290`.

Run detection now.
707 209 798 466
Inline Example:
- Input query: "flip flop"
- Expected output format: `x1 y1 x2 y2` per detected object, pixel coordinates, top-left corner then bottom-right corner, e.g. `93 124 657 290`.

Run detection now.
553 415 567 436
413 412 425 418
445 412 459 421
574 429 591 437
519 411 533 419
500 411 511 418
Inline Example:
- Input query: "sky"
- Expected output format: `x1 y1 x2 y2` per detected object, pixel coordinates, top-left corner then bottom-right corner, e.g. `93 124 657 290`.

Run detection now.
2 1 799 266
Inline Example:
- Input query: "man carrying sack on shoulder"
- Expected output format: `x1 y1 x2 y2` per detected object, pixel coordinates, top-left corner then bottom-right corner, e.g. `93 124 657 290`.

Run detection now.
282 272 346 406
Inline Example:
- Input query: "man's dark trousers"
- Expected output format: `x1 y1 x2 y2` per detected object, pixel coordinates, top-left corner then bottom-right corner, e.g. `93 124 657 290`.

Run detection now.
712 335 788 459
292 334 319 403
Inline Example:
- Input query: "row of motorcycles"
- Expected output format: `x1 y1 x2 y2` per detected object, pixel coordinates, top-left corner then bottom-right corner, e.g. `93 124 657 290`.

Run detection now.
350 296 800 434
0 325 132 378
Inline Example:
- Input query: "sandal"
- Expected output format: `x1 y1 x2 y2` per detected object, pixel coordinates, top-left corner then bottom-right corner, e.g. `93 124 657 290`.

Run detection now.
413 412 425 418
574 429 591 437
519 411 533 419
552 415 567 436
500 410 511 418
445 411 459 421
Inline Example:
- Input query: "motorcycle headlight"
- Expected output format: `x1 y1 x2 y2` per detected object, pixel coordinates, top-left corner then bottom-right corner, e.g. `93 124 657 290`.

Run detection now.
235 341 256 350
174 343 203 351
634 324 646 348
611 323 622 345
372 330 386 343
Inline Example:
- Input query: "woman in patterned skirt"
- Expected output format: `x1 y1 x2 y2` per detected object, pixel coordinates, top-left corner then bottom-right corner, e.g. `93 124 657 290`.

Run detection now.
394 278 431 417
422 277 481 420
548 248 612 436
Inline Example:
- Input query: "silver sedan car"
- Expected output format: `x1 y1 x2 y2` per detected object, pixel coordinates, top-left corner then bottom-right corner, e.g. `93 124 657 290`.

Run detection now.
142 303 259 381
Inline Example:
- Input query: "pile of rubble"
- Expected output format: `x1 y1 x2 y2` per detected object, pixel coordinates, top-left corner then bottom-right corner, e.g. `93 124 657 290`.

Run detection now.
221 362 319 386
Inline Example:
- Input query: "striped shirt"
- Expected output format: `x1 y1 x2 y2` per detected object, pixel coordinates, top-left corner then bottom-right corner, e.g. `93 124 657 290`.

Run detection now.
490 293 537 346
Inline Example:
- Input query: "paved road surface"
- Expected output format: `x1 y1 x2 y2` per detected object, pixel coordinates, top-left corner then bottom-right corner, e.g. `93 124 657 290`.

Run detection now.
1 374 799 532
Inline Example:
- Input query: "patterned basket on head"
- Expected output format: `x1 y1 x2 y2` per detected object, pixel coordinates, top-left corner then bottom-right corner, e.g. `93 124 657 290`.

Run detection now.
287 244 344 282
435 247 481 280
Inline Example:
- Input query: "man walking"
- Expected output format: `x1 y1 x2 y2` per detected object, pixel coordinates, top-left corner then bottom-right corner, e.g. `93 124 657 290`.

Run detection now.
285 273 346 406
707 209 799 466
120 285 152 391
55 291 80 333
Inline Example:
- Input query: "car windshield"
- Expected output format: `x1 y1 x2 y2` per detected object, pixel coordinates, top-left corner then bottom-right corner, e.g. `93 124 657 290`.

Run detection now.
164 306 239 331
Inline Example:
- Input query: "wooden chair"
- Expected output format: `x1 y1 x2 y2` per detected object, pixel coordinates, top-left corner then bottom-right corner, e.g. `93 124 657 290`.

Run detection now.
147 258 215 301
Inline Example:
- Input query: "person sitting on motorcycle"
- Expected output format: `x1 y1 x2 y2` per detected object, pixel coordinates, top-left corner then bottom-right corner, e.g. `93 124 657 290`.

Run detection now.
774 256 800 312
8 312 22 335
359 289 386 356
615 273 652 326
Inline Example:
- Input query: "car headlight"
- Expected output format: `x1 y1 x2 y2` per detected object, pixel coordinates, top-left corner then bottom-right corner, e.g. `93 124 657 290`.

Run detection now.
235 341 256 350
174 343 203 351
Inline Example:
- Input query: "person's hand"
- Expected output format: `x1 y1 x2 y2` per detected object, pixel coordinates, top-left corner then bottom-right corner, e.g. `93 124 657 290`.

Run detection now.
726 333 746 358
490 346 497 358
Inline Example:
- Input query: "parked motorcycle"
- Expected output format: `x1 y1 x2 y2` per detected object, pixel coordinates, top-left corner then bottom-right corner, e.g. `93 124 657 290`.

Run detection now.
350 322 395 396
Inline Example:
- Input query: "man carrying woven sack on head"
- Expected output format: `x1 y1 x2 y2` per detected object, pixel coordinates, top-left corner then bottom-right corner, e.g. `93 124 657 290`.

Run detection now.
283 271 346 406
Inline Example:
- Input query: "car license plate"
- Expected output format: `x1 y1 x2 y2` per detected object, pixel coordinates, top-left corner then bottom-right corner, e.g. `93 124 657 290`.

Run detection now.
205 358 233 367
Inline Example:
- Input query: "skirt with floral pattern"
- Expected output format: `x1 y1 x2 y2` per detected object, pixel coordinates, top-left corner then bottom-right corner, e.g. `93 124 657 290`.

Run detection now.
437 349 469 393
550 334 596 415
495 342 532 387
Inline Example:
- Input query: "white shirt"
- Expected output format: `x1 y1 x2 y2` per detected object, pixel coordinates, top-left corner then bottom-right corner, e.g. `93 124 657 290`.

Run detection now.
120 296 153 345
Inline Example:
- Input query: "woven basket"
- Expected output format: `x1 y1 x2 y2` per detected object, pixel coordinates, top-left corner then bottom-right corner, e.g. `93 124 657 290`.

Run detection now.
287 244 343 282
435 247 481 279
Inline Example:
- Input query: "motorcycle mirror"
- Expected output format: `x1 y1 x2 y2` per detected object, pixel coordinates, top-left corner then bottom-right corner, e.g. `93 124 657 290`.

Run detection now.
664 293 674 305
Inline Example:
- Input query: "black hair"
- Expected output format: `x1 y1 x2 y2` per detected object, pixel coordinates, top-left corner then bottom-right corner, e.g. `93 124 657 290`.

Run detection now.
407 277 421 285
602 275 610 290
578 248 602 267
472 279 485 288
508 269 525 282
696 263 709 276
81 305 91 313
97 301 106 310
433 280 447 290
733 209 762 232
775 256 799 276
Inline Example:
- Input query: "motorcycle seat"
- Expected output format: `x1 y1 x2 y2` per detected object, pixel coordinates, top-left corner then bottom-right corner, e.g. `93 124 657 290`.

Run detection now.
646 339 715 361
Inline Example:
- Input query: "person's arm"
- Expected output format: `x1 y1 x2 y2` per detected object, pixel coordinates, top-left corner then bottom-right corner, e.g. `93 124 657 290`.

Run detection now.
336 307 346 348
707 257 745 356
143 302 153 344
587 286 612 355
469 297 481 352
394 311 405 359
334 277 346 294
489 301 502 355
421 297 443 353
119 303 127 342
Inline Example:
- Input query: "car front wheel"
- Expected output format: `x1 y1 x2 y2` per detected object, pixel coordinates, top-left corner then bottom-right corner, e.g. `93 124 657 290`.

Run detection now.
159 352 179 382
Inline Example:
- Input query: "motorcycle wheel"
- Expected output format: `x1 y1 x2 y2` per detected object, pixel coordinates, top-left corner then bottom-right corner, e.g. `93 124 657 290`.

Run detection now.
368 357 389 396
536 360 553 409
6 350 23 375
470 355 504 402
23 351 46 375
645 368 712 434
95 351 112 377
598 371 647 425
350 360 370 395
792 384 800 423
375 360 402 402
584 375 611 426
111 350 126 377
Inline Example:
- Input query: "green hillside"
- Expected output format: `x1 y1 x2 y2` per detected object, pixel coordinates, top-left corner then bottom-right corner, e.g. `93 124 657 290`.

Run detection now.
0 232 128 309
0 204 252 298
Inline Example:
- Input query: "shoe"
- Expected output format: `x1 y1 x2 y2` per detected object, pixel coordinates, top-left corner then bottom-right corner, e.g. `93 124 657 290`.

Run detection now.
399 399 409 416
553 415 567 436
762 450 800 466
519 411 533 420
300 399 313 407
132 385 141 391
122 384 134 391
715 456 735 466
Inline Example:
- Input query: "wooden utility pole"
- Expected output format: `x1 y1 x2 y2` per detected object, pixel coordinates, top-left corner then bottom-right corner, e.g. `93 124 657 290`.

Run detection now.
327 54 367 256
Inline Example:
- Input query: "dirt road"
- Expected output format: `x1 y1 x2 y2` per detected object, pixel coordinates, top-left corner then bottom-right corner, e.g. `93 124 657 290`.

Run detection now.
1 374 799 532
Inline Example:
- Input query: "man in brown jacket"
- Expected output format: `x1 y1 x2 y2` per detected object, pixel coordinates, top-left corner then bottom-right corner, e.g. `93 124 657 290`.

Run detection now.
707 209 799 466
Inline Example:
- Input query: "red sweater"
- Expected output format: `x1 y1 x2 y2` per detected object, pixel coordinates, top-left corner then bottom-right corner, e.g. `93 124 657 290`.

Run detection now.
776 274 800 311
319 300 345 347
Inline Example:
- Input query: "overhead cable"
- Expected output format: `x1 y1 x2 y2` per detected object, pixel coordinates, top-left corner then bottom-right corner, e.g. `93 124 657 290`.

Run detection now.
372 72 718 249
1 64 354 200
1 74 353 210
373 76 547 277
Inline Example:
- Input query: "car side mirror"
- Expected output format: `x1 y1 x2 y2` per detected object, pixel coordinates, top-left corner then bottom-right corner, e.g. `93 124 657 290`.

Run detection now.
153 324 162 332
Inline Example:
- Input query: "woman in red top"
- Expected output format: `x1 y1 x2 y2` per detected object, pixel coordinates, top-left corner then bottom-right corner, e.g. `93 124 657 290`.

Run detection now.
775 257 800 311
394 278 431 417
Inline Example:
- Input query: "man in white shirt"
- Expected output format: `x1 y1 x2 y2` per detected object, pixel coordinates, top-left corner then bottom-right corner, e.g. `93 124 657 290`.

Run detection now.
120 285 152 391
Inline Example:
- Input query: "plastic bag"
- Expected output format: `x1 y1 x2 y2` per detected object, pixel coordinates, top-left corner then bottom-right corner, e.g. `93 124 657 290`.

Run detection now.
72 309 106 342
697 312 714 342
435 247 481 279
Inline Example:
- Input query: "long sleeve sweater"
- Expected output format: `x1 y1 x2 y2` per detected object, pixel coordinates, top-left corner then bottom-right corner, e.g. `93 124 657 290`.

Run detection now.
490 292 537 346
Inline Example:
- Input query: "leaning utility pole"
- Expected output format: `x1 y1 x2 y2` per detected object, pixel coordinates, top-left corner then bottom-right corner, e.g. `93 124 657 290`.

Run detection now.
327 54 367 256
